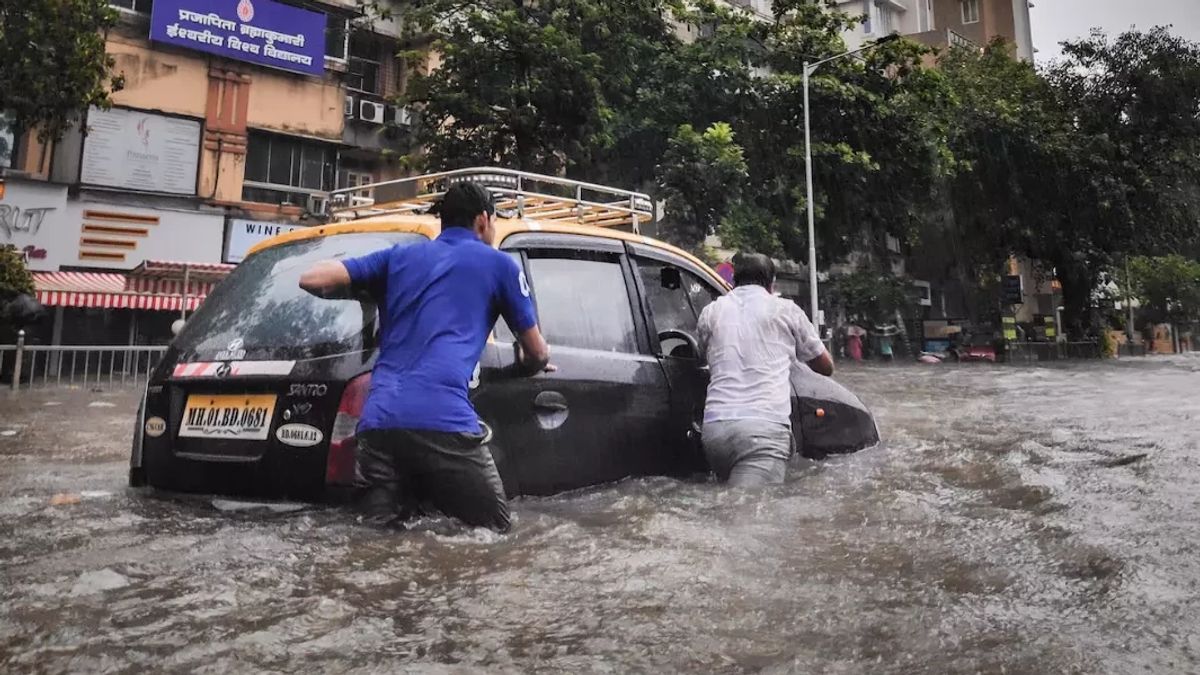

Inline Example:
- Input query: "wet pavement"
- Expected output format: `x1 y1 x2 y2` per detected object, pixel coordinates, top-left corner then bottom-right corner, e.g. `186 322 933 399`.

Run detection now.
2 356 1200 673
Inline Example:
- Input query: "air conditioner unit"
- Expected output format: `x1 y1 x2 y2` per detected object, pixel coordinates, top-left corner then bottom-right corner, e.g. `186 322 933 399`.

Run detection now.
343 95 355 118
359 100 385 125
393 106 413 127
307 194 329 215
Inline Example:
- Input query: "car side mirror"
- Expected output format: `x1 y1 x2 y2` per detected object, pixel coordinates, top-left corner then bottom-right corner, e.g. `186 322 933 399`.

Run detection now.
660 267 682 290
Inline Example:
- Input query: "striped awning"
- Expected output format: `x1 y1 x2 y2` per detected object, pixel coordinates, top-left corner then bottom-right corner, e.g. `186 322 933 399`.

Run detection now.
33 271 210 311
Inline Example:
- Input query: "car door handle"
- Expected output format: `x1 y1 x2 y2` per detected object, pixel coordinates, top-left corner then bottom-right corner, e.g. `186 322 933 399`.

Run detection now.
533 391 568 412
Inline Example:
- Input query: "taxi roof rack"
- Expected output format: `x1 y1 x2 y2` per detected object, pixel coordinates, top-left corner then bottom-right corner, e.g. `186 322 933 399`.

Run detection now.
328 167 655 234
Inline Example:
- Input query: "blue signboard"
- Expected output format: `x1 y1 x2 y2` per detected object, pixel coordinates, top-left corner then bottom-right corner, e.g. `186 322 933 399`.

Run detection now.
150 0 326 77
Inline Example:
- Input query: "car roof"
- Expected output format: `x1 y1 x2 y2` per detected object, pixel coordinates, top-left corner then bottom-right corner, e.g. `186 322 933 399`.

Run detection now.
246 214 730 289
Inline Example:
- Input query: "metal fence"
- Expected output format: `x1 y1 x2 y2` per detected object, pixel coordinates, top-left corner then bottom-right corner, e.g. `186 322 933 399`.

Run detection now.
1 333 167 391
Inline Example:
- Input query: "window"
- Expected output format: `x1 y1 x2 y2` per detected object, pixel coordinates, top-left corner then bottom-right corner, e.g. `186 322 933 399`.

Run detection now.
877 4 896 34
921 0 935 31
636 258 721 356
108 0 153 12
526 254 638 353
326 15 350 62
242 131 336 205
338 171 376 199
175 233 425 360
862 0 873 34
961 0 980 24
347 35 382 94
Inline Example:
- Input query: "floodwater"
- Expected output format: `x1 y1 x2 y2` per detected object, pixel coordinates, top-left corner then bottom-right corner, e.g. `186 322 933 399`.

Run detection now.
3 356 1200 673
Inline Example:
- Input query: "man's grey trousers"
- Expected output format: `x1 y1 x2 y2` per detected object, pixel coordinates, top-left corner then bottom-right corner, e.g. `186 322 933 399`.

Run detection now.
702 419 795 487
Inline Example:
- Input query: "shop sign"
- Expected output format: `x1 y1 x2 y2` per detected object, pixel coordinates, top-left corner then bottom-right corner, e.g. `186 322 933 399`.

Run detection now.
80 107 201 196
224 219 306 263
150 0 327 77
0 178 70 272
69 202 224 270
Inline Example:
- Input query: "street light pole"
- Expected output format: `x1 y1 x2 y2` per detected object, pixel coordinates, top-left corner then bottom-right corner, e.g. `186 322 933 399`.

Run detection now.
803 63 818 329
801 34 901 330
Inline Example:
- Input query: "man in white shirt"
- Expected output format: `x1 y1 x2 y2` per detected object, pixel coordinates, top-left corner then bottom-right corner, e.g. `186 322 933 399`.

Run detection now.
696 253 834 486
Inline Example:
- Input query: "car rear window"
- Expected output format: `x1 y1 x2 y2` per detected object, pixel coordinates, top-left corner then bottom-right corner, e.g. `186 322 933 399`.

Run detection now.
174 232 426 361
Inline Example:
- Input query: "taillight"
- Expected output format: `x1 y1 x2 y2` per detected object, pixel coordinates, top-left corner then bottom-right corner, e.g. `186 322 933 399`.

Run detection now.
326 373 370 485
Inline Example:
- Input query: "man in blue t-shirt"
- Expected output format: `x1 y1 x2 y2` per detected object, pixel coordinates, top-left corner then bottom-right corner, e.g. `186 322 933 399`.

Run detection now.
299 182 552 531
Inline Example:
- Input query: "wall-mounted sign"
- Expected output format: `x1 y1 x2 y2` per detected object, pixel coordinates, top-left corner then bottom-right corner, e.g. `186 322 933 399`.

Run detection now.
150 0 327 77
224 219 306 263
0 178 69 272
81 107 201 195
69 202 224 270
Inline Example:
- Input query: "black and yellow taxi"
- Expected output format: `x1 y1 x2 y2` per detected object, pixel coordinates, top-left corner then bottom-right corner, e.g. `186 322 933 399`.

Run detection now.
129 169 879 500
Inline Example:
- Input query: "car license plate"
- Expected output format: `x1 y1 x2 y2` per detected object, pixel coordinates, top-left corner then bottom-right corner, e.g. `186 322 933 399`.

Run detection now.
179 394 277 441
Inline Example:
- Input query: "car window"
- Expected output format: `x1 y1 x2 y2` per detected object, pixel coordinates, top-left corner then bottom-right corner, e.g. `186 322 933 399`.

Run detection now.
173 232 426 360
685 271 721 317
637 258 723 357
526 253 637 353
637 258 699 335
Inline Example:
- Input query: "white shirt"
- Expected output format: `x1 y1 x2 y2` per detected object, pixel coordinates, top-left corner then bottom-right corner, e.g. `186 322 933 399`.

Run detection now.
696 285 826 426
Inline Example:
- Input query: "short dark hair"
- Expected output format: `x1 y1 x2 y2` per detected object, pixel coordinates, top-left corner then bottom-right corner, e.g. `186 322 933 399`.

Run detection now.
733 252 775 288
435 182 495 229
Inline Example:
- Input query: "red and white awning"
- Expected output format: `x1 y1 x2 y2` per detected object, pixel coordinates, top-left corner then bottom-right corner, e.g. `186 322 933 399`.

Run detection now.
34 271 213 311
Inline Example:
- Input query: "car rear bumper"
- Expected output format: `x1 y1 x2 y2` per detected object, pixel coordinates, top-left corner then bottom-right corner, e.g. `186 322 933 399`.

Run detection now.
141 440 332 502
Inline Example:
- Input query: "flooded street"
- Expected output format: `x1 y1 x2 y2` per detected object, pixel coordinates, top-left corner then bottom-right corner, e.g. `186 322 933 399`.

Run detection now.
3 357 1200 673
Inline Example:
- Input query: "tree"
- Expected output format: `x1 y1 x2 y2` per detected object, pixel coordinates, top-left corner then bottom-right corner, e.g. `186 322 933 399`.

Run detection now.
0 246 35 332
826 268 914 328
1128 255 1200 327
927 30 1200 338
0 0 125 143
0 246 33 302
403 0 673 176
655 122 748 249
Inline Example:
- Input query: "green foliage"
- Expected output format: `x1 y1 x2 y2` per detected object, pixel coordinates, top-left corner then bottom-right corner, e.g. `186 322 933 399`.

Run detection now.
403 0 672 176
718 201 786 258
826 268 914 327
0 0 125 143
0 246 34 303
1128 255 1200 326
656 122 748 248
924 29 1200 337
392 2 1200 339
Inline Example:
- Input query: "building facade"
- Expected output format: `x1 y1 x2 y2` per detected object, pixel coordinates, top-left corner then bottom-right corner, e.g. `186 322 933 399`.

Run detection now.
835 0 1034 60
1 0 413 347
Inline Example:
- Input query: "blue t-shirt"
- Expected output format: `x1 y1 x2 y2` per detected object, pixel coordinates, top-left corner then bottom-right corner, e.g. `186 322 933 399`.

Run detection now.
342 228 537 433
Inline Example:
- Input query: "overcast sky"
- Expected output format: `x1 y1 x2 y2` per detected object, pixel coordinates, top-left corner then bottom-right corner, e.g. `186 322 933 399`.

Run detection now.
1030 0 1200 64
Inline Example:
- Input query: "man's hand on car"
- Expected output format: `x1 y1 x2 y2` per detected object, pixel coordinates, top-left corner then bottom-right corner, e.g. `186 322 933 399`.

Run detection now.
513 328 555 376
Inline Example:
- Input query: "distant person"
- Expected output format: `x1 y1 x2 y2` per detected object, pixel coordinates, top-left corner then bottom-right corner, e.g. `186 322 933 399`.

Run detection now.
299 182 553 531
696 253 834 487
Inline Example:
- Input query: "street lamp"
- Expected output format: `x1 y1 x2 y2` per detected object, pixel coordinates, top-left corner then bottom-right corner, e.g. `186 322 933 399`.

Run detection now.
802 33 902 329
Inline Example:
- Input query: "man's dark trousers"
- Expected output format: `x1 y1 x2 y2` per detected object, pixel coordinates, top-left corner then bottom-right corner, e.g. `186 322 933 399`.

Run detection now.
357 428 511 532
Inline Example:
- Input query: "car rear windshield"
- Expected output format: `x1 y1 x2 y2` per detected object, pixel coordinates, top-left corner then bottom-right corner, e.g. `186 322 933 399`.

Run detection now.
174 232 426 361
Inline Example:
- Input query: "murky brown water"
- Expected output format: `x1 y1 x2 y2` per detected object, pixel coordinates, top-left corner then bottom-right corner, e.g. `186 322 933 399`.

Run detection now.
3 357 1200 673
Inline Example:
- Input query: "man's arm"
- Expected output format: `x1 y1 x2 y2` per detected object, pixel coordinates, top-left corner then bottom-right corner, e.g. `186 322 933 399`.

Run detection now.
806 350 834 377
515 326 553 374
696 304 713 362
498 255 554 375
789 303 834 377
300 247 392 299
299 261 352 298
